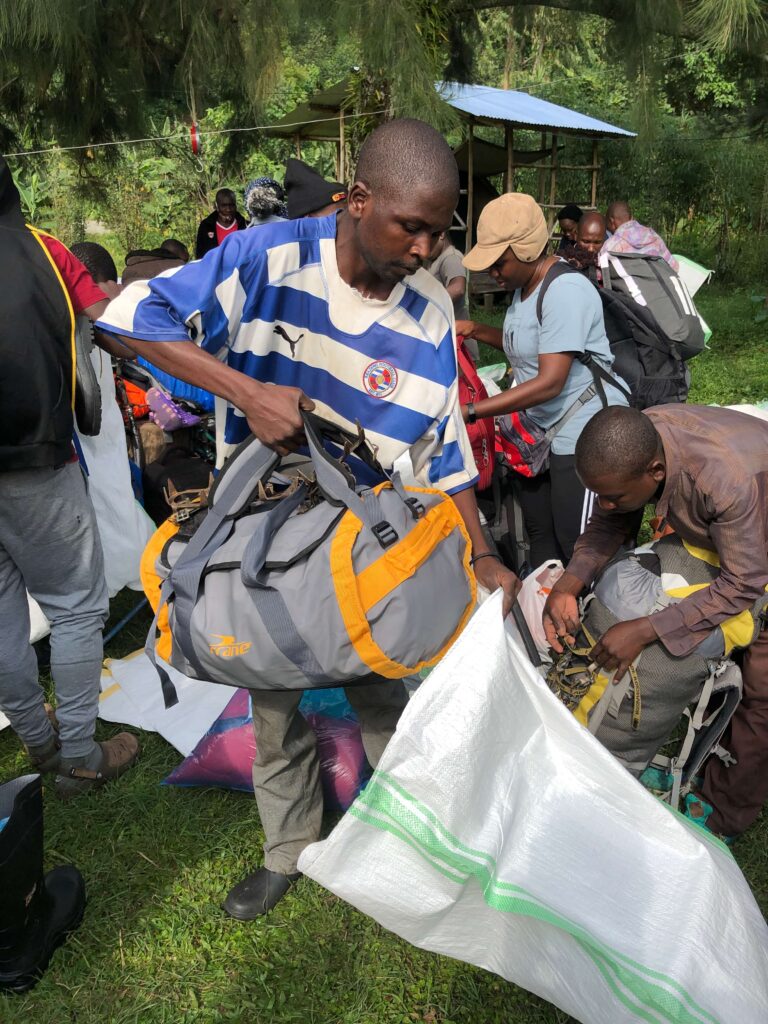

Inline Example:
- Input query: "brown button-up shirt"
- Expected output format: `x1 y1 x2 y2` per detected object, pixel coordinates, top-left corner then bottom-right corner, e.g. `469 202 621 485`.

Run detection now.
567 405 768 657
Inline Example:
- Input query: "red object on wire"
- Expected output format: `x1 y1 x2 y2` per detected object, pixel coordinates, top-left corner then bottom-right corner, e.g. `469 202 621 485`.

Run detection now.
190 122 201 155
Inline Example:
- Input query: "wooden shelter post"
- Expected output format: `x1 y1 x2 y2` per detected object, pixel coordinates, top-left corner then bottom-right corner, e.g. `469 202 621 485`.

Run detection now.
294 134 302 158
505 125 515 193
547 133 559 229
590 139 599 208
339 107 346 183
466 118 475 253
538 132 547 202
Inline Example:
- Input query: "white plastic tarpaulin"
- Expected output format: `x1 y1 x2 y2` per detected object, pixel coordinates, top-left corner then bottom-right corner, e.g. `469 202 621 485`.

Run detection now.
299 592 768 1023
98 652 233 756
75 349 155 596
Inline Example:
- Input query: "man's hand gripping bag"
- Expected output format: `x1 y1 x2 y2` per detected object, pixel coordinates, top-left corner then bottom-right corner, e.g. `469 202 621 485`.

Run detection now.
145 413 476 706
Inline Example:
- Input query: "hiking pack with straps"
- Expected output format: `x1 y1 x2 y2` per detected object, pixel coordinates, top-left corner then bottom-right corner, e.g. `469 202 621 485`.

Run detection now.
542 533 768 808
538 254 704 410
456 337 495 491
495 262 630 478
144 412 476 708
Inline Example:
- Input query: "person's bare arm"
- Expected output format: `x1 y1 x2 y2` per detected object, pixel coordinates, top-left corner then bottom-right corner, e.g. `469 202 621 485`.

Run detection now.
450 486 520 617
446 275 466 304
94 332 314 454
83 298 137 357
455 319 504 351
461 353 573 421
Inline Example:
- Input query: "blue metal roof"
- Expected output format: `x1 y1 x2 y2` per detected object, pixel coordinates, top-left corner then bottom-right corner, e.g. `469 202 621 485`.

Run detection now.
438 82 635 139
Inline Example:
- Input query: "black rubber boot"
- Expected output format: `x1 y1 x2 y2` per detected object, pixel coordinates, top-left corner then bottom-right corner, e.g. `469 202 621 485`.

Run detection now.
0 774 86 994
223 867 300 920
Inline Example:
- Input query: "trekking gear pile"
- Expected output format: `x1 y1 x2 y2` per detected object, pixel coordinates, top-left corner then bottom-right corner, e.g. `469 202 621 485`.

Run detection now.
541 534 767 807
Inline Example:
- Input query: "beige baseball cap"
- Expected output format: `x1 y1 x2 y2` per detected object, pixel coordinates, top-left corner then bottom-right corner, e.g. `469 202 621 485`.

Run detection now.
463 193 549 272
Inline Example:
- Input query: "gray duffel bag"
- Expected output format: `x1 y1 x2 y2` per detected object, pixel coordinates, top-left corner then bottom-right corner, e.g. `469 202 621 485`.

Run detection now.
147 413 476 707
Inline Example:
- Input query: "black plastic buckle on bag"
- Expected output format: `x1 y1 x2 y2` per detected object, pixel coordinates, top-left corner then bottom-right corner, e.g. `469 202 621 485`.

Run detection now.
372 520 399 548
405 496 425 520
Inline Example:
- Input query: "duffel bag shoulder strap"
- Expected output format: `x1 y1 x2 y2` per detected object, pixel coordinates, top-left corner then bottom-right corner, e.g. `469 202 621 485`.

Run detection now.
146 434 280 707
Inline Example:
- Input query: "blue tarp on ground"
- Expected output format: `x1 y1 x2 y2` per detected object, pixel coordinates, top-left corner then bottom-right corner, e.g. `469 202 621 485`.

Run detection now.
439 82 636 138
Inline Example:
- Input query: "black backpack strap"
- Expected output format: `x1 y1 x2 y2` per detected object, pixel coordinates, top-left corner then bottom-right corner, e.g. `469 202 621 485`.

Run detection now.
578 353 633 404
536 260 582 325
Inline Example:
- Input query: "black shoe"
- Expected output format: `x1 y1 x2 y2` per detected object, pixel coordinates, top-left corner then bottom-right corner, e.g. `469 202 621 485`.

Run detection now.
223 867 300 920
0 775 87 994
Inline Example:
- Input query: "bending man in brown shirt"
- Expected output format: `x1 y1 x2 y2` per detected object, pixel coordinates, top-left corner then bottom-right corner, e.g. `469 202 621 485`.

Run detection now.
543 404 768 839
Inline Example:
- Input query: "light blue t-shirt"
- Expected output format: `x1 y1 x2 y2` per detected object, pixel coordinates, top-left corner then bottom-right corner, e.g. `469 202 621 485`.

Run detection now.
502 271 628 455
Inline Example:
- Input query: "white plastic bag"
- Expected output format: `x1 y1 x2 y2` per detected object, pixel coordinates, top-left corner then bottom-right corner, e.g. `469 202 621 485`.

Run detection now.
517 559 563 660
299 592 768 1024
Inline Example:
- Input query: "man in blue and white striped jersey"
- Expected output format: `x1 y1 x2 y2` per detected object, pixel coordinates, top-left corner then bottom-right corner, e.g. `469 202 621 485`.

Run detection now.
97 118 519 919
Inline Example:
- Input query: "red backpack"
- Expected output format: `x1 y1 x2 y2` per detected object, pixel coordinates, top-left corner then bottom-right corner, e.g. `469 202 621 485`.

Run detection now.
494 413 537 479
457 338 495 491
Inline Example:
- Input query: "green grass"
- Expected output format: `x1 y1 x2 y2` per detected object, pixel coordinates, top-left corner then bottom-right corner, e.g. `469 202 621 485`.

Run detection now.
2 286 767 1023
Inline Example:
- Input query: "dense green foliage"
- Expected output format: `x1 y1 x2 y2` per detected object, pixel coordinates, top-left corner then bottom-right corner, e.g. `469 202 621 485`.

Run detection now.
4 5 768 281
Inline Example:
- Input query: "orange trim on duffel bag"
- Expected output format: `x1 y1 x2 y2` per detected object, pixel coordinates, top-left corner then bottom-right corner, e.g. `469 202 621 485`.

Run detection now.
139 518 179 663
356 502 460 613
329 485 476 678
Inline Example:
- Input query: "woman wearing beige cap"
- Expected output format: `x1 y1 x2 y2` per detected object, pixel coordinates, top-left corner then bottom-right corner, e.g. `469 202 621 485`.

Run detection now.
457 193 629 565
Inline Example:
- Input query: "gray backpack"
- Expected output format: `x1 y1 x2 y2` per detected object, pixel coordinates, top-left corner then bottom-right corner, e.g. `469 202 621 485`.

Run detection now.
147 413 476 707
546 534 767 807
598 252 705 361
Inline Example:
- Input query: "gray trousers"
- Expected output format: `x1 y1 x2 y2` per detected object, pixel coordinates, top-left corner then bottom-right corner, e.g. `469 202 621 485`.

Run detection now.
0 462 109 758
251 679 408 873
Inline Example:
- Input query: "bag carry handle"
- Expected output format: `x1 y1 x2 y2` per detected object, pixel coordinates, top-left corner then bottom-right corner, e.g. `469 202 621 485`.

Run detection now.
207 433 280 518
302 410 422 547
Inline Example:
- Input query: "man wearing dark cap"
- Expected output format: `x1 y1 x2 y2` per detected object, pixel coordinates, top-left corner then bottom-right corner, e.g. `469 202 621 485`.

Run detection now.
284 158 348 219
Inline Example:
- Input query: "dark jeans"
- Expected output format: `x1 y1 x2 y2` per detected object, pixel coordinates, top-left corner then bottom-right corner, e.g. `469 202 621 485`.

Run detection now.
516 453 593 567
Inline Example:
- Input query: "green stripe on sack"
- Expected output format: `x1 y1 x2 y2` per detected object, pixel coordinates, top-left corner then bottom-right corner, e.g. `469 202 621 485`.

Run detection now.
351 771 720 1024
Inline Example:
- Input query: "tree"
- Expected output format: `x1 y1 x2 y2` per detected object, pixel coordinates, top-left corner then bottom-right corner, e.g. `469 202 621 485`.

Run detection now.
3 0 766 155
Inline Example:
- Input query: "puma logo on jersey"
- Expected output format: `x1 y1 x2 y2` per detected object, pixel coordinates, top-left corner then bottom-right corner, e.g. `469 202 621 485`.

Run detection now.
274 324 304 358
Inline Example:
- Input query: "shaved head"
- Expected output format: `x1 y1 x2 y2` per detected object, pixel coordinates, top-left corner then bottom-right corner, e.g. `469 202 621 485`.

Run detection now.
354 118 459 205
577 211 606 253
606 201 632 232
576 407 660 482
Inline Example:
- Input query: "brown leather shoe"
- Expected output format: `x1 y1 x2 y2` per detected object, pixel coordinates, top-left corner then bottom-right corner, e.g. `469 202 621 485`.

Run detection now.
54 733 140 801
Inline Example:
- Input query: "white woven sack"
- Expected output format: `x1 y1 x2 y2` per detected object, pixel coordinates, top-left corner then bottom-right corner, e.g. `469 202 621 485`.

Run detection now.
300 591 768 1024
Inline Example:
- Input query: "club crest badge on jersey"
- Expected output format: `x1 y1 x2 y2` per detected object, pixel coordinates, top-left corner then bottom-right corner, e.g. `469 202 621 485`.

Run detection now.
362 360 398 398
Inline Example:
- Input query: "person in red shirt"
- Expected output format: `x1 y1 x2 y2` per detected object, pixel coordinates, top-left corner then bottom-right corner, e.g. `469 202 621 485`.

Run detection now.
0 156 139 802
195 188 247 258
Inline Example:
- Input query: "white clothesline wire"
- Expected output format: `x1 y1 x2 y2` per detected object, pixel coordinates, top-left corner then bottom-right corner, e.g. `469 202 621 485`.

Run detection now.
3 110 387 158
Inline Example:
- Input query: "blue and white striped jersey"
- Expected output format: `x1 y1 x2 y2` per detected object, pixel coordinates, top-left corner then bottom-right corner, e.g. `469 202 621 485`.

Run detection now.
97 214 477 494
